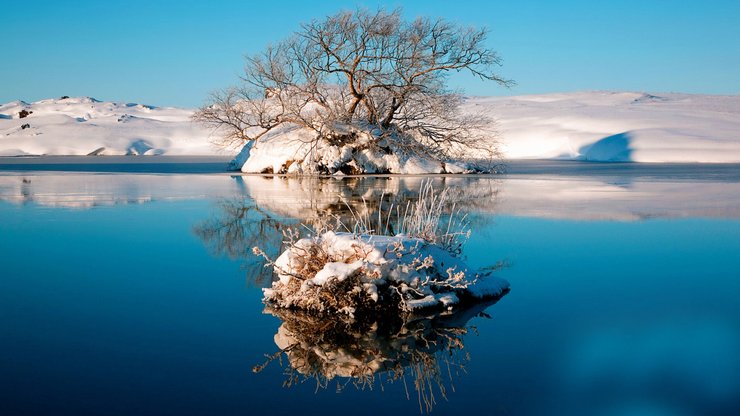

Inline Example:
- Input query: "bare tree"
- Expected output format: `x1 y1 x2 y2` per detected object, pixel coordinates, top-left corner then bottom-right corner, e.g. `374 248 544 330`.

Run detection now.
194 8 512 168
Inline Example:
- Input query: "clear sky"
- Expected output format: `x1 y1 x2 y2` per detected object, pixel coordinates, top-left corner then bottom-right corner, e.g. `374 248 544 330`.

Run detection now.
2 0 739 107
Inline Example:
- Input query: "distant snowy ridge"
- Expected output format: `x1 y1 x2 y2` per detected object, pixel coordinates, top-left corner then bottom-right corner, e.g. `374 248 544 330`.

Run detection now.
466 91 740 163
2 92 739 163
0 96 220 156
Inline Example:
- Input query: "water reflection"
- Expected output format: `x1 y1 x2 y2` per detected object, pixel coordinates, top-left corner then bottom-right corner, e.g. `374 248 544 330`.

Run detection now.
0 174 236 208
230 176 500 228
193 199 298 285
195 176 500 285
255 299 503 413
194 177 507 411
2 173 739 220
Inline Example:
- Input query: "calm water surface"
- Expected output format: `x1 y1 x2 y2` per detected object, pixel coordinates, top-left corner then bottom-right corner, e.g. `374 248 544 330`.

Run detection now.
1 173 739 416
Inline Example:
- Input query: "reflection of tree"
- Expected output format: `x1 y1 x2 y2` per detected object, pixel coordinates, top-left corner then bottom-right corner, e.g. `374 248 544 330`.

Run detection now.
254 298 503 413
193 176 500 286
194 200 299 286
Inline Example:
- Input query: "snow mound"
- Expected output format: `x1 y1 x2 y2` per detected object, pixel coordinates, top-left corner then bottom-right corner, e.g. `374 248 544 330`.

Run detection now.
238 124 463 174
0 96 221 156
262 231 509 316
466 91 740 163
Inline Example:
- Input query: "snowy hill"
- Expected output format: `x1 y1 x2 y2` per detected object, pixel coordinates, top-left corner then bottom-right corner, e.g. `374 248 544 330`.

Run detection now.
465 91 740 163
0 96 220 156
1 92 739 162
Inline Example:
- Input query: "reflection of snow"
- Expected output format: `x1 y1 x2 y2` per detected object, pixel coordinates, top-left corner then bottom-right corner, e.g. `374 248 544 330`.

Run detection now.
496 177 740 220
1 174 739 220
0 174 241 208
240 176 499 226
258 298 503 412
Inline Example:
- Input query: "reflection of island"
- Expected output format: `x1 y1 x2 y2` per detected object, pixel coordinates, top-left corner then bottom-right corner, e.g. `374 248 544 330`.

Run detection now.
231 176 500 228
194 177 500 286
255 298 504 412
3 173 738 220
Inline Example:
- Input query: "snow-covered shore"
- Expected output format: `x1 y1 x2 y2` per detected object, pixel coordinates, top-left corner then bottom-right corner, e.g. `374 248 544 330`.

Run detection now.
466 91 740 163
2 92 739 163
0 96 218 156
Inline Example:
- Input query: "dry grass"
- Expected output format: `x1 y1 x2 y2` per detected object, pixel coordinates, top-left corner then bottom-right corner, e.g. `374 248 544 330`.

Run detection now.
342 179 471 255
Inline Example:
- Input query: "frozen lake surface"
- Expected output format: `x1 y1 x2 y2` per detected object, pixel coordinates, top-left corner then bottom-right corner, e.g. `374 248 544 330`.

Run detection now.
1 167 739 415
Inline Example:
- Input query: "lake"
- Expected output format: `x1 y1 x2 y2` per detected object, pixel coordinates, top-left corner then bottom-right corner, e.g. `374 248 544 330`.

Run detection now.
1 167 739 415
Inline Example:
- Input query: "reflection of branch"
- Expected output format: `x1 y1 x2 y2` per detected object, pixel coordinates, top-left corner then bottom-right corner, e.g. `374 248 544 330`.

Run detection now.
193 199 298 286
255 299 503 413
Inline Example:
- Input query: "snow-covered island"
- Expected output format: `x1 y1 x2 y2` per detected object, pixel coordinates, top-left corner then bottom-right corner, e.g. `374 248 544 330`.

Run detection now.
254 182 508 317
260 230 509 317
2 91 740 171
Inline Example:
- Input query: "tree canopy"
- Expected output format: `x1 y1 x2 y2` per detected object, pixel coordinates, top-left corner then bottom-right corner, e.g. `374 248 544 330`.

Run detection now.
195 8 512 168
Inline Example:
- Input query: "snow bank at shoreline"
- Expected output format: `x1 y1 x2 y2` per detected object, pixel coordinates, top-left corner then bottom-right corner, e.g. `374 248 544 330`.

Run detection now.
2 92 739 163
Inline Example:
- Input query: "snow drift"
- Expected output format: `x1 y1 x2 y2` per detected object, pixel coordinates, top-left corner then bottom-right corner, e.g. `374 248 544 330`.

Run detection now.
466 91 740 163
0 96 218 156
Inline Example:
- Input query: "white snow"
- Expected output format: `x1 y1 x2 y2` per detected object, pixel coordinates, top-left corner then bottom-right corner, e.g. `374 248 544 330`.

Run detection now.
465 276 510 299
311 260 364 285
2 91 739 164
0 96 222 156
237 123 449 174
401 155 444 174
465 91 740 163
405 295 439 310
263 231 509 315
240 91 740 170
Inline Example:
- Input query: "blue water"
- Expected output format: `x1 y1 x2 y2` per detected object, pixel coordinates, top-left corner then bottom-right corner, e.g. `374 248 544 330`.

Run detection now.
1 175 739 415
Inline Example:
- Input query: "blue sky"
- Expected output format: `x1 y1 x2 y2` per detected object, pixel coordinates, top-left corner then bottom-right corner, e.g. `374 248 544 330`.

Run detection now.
2 0 739 107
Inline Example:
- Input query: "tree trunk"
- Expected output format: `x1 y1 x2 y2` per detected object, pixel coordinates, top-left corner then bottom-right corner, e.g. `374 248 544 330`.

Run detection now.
348 97 362 116
381 98 400 128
